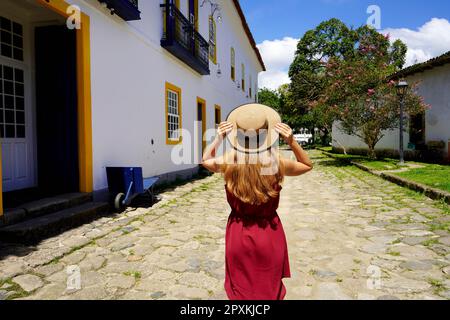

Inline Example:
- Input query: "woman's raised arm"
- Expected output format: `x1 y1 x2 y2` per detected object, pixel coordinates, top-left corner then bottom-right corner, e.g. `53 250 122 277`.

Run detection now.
275 123 313 177
201 121 233 173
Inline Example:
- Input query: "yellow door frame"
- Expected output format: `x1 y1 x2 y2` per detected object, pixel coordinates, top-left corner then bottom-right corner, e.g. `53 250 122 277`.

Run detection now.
197 97 207 153
214 105 221 127
0 0 94 216
36 0 93 195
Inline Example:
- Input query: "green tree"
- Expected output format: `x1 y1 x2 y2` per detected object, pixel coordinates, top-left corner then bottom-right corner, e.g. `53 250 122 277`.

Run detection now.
258 85 305 133
257 88 280 111
288 19 357 143
288 19 413 153
317 27 427 159
289 18 356 77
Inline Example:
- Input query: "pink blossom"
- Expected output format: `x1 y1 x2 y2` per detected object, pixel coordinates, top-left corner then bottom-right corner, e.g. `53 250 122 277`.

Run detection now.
367 89 376 96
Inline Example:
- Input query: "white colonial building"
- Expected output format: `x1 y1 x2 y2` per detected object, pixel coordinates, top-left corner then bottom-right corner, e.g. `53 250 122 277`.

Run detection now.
332 51 450 161
0 0 265 218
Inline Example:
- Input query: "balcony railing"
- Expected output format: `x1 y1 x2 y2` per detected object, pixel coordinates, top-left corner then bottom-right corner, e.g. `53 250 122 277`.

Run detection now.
160 3 210 75
98 0 141 21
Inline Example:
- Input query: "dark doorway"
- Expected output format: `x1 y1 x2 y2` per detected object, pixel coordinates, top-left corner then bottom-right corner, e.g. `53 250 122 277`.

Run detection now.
197 100 206 153
35 26 79 196
197 102 203 122
409 112 426 148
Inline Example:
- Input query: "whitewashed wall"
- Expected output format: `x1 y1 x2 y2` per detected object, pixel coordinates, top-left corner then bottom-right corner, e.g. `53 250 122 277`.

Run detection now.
332 63 450 156
66 0 264 191
408 63 450 155
332 122 410 151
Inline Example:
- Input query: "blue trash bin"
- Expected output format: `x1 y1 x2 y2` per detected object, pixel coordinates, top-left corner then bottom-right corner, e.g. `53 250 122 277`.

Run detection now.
106 167 144 210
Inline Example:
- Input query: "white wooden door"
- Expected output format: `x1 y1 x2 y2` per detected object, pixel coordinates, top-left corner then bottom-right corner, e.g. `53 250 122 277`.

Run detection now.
1 15 35 192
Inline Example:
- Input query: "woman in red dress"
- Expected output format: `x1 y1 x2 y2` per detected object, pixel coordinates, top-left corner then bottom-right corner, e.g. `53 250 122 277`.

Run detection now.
202 104 313 300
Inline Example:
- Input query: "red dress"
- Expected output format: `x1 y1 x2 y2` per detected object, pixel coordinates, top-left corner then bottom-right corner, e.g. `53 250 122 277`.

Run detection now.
224 184 291 300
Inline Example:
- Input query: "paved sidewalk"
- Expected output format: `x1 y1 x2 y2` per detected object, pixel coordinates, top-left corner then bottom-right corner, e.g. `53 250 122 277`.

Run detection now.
0 150 449 300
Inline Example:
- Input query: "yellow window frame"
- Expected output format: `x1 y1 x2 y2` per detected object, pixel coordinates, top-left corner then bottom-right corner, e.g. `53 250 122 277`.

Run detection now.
165 82 183 145
187 0 199 30
241 63 245 92
209 15 217 64
231 47 235 81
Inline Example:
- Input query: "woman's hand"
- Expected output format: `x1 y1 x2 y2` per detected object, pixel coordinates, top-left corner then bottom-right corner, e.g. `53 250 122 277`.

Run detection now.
275 123 294 145
217 121 234 139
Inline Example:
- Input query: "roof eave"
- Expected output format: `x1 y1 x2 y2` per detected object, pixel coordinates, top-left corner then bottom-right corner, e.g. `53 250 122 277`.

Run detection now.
391 51 450 79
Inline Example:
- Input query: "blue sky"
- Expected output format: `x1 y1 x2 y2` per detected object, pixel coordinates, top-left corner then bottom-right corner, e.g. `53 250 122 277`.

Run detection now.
238 0 450 89
241 0 450 43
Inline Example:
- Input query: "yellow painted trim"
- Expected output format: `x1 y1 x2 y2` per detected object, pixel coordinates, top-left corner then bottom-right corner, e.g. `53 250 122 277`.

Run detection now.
214 105 221 126
164 1 181 34
241 63 245 92
36 0 93 193
230 47 235 81
76 13 94 193
194 0 198 31
163 1 166 33
0 147 3 216
209 16 217 65
36 0 71 17
165 82 183 145
197 97 207 152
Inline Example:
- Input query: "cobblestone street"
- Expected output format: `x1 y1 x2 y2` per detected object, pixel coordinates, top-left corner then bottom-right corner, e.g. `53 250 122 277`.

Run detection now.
0 150 449 300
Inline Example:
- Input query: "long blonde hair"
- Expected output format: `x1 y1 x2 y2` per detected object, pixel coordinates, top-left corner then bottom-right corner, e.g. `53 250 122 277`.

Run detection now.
221 149 285 205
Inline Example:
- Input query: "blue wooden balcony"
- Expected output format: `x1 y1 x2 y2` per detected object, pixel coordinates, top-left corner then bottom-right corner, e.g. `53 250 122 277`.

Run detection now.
160 3 210 75
98 0 141 21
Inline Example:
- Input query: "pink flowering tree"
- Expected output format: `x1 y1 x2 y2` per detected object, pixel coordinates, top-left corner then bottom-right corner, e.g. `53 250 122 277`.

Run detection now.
316 27 428 159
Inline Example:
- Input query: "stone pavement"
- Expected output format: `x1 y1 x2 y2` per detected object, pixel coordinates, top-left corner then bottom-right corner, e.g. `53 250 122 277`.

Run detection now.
0 150 449 300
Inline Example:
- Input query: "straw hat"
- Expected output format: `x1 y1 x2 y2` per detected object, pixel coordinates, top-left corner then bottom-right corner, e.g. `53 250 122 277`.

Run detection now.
226 103 281 154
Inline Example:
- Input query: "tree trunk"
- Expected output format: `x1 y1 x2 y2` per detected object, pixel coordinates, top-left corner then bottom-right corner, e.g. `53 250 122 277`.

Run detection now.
333 138 347 155
321 128 329 146
367 144 377 160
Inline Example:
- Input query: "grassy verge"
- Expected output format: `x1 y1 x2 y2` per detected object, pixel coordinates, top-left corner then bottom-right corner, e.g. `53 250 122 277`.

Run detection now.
319 150 403 171
394 164 450 193
318 149 450 194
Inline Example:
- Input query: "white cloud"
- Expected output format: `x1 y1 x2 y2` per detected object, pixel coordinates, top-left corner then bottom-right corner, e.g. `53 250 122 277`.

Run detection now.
382 18 450 66
256 18 450 91
258 70 291 91
257 37 298 90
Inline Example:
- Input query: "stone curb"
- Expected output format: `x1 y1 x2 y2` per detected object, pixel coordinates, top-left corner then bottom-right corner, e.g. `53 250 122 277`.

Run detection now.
380 172 450 205
319 150 450 205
